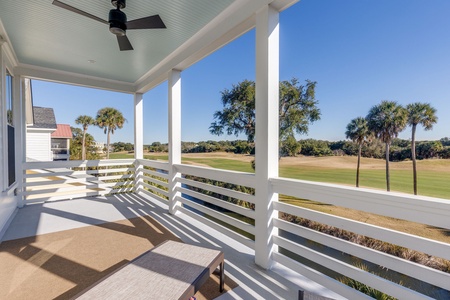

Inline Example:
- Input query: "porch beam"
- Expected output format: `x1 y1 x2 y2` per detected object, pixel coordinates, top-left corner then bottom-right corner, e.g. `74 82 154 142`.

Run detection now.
14 64 135 94
168 69 181 214
254 4 280 270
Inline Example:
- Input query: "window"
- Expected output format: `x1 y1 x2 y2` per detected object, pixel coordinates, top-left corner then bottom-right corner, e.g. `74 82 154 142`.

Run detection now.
6 71 13 125
6 70 15 186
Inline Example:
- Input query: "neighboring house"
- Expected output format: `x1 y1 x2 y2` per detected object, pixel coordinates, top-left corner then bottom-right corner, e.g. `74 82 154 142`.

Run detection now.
93 141 106 154
26 106 57 162
51 124 72 161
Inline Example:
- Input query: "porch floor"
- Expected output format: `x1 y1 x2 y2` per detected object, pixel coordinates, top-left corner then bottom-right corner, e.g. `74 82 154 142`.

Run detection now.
1 193 343 300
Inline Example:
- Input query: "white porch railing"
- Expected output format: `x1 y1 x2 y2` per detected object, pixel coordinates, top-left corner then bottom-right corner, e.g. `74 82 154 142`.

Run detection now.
271 178 450 300
22 159 135 203
174 163 256 249
20 158 450 299
135 158 170 204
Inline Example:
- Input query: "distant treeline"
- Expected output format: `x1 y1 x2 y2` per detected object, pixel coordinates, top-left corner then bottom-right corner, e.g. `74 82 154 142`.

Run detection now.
143 140 255 155
109 137 450 161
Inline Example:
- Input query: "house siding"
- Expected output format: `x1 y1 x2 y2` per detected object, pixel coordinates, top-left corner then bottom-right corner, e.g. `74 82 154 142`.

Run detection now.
27 130 52 161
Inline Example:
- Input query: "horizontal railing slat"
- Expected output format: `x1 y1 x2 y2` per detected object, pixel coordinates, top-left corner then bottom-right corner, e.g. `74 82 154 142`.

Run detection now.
138 159 169 171
178 196 255 235
25 177 100 187
22 184 106 196
177 205 255 250
87 167 135 175
141 181 169 197
141 175 168 188
23 159 135 169
175 164 255 188
25 170 85 178
271 177 450 230
97 174 134 181
141 168 169 180
177 186 255 219
177 177 255 204
139 189 169 205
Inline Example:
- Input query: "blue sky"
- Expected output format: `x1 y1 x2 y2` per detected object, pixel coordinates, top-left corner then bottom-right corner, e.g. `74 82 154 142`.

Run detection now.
32 0 450 144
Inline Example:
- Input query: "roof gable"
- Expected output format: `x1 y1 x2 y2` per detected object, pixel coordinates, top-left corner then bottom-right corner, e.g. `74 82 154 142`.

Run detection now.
30 106 57 129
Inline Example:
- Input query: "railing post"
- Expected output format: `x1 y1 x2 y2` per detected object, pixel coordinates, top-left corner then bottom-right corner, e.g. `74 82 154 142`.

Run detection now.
168 69 181 214
134 93 143 193
254 4 279 270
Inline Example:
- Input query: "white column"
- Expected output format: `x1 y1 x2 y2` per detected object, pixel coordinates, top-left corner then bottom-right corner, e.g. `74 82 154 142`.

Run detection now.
134 93 143 193
168 69 181 214
13 76 25 207
134 93 144 159
254 4 280 270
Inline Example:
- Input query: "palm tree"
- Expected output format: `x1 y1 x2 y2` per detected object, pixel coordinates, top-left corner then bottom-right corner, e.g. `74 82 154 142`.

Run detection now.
366 101 407 191
75 115 95 160
346 117 370 187
406 102 437 195
95 107 126 159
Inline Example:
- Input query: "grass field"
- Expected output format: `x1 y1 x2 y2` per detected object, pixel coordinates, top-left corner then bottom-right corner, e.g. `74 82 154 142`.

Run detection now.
110 151 450 199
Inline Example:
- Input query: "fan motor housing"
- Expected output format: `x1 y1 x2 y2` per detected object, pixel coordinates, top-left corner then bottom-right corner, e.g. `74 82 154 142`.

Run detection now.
111 0 126 9
109 9 127 36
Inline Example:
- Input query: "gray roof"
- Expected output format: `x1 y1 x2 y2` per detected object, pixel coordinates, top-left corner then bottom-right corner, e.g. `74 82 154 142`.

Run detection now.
30 106 57 129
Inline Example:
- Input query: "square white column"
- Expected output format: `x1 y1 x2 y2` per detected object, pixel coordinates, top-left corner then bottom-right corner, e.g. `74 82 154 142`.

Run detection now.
134 93 144 160
134 93 143 193
11 75 24 207
254 4 280 270
168 69 181 214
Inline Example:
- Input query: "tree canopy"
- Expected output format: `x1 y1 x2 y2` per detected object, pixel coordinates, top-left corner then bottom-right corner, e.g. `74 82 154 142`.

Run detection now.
209 78 320 142
70 127 98 160
366 101 407 191
75 115 95 160
95 107 126 159
406 102 438 195
346 117 371 187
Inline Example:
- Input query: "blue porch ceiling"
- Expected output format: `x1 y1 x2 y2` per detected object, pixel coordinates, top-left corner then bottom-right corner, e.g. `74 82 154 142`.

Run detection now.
0 0 234 83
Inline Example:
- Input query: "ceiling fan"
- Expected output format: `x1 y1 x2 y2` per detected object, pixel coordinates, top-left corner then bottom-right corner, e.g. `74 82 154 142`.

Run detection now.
52 0 166 51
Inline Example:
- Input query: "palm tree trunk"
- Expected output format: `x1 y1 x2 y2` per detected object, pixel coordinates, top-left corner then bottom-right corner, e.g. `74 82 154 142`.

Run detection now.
385 142 390 192
82 130 86 161
411 124 417 195
106 128 111 159
356 143 361 187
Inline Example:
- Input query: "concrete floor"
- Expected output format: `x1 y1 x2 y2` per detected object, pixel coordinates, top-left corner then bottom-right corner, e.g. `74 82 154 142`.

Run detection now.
2 193 344 300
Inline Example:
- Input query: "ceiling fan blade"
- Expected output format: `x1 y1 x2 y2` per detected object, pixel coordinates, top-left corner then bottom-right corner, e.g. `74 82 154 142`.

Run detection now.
126 14 166 30
117 35 134 51
52 0 108 25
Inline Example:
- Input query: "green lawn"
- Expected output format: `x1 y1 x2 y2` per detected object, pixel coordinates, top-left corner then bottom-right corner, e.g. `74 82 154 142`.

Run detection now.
280 165 450 199
108 152 450 199
180 157 254 172
110 152 254 172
